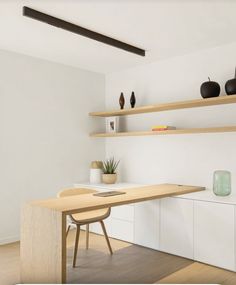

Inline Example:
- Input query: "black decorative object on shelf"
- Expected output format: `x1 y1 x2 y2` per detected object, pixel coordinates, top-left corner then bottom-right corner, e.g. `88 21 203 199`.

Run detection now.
130 91 136 108
225 67 236 95
200 77 220 99
119 92 125 109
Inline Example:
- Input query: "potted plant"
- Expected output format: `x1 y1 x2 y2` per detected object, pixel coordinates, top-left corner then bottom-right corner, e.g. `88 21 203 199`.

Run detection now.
102 157 120 184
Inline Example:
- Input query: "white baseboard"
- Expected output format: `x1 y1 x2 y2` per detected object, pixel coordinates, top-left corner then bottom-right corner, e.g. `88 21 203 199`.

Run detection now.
0 235 20 245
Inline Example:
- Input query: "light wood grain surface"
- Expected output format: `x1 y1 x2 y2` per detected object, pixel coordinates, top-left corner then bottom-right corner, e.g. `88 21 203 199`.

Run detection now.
157 262 236 284
29 184 205 214
90 126 236 137
20 204 67 283
89 95 236 117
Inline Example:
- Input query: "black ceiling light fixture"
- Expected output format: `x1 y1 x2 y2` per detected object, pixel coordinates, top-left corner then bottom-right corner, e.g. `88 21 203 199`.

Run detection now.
22 6 145 57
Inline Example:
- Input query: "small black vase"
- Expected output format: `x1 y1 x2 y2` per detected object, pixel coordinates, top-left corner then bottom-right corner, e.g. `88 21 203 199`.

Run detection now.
130 91 136 108
225 67 236 95
200 77 220 99
119 92 125 109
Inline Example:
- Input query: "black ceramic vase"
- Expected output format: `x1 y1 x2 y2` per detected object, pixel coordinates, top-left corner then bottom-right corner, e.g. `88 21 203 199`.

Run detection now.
225 68 236 95
130 91 136 108
119 92 125 109
200 77 220 99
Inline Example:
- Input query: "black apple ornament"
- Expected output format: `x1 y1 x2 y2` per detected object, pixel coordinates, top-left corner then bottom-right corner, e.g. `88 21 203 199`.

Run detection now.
225 67 236 95
200 77 220 99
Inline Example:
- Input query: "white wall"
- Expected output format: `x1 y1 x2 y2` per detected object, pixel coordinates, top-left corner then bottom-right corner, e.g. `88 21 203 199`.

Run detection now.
105 42 236 190
0 49 105 244
2 41 236 245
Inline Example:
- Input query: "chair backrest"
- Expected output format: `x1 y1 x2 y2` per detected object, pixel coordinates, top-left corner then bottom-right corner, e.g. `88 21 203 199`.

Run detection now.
57 187 97 198
58 188 110 224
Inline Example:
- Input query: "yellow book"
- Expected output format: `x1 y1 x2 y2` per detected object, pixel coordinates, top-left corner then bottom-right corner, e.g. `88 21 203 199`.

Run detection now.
152 125 169 129
152 126 176 131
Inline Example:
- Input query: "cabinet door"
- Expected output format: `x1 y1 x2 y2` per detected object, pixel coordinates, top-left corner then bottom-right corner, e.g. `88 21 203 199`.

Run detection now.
194 201 235 271
111 205 134 222
134 200 159 250
111 219 134 243
109 205 134 243
160 197 194 259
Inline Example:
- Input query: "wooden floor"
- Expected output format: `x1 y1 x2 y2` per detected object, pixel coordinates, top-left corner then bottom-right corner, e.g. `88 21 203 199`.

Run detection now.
67 240 192 284
158 262 236 285
1 229 236 284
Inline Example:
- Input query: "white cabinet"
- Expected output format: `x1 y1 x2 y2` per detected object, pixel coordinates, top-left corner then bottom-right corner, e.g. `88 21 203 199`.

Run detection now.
74 182 236 272
111 205 134 222
160 197 194 259
134 200 159 249
194 201 235 271
110 205 134 242
110 219 134 242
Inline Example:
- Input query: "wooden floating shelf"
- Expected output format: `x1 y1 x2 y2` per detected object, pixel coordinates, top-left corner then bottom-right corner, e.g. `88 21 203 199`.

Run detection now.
89 95 236 117
90 126 236 137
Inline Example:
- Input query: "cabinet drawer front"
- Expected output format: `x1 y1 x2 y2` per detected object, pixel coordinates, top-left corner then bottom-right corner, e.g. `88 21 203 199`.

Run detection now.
134 200 159 250
160 197 194 259
194 201 235 271
111 205 134 222
111 219 134 243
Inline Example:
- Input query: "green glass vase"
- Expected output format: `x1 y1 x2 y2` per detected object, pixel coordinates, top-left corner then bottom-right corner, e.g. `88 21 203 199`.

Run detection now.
213 170 231 196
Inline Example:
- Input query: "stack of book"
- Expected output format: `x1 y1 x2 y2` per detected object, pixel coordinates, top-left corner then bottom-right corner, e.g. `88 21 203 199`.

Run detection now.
152 125 176 131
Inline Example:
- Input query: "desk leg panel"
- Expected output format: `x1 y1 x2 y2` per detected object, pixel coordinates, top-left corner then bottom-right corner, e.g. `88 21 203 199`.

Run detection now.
20 204 66 284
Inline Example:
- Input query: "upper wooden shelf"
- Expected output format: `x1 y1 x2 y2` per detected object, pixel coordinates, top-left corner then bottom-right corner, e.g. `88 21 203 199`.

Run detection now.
89 95 236 117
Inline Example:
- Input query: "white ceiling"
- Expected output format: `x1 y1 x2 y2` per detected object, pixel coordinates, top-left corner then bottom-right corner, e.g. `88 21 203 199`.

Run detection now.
0 0 236 74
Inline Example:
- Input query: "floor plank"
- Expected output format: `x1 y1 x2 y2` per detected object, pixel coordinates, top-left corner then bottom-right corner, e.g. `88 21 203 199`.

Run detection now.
0 242 20 285
157 262 236 285
67 245 193 284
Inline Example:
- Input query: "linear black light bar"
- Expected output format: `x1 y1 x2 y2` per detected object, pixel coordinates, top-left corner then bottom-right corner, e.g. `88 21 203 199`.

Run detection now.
23 6 145 57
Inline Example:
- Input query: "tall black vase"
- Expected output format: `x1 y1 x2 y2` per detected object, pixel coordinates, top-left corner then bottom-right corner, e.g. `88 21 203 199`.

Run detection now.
225 67 236 95
130 91 136 108
119 92 125 109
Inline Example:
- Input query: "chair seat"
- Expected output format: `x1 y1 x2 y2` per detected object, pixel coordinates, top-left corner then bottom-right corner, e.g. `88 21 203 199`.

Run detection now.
58 187 113 267
71 208 110 224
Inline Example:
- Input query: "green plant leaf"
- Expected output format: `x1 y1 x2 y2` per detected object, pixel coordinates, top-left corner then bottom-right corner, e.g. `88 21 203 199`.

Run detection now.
102 157 120 174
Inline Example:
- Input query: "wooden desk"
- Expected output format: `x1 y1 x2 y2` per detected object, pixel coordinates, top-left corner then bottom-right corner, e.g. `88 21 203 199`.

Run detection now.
20 183 205 284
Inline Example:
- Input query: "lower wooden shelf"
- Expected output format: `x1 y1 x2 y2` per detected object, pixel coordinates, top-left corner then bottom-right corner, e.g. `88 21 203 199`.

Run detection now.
90 126 236 137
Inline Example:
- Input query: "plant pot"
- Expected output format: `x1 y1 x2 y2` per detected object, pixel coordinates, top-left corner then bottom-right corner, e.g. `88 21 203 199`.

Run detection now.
102 173 117 184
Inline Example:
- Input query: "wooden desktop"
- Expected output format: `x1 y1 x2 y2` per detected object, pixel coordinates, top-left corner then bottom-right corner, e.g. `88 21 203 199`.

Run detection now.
20 183 205 284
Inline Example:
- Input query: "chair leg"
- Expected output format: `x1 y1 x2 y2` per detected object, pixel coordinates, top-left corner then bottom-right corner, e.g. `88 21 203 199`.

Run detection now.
73 225 80 268
66 225 71 238
100 220 113 255
86 224 89 249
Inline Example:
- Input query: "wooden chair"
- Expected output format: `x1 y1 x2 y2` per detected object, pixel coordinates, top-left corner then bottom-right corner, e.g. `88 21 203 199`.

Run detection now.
57 188 113 267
